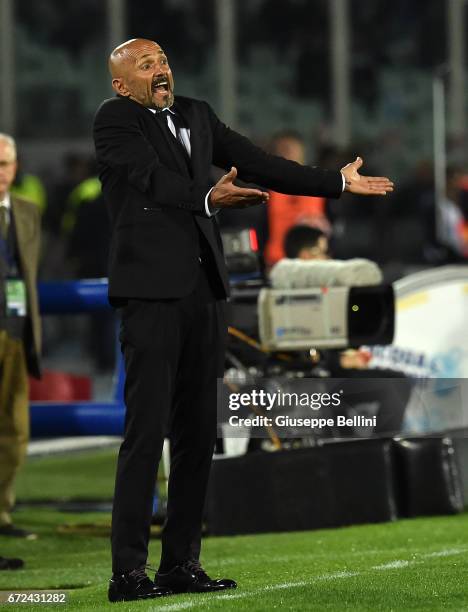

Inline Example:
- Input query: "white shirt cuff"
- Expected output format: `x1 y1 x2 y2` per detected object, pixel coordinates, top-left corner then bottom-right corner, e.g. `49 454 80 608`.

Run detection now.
204 187 219 216
340 172 346 192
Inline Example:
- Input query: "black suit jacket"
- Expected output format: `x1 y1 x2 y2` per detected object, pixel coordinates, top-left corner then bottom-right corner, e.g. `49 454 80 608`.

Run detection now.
93 95 343 301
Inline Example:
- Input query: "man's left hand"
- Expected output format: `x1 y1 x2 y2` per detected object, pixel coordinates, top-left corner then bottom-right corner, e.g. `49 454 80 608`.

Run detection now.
341 157 394 196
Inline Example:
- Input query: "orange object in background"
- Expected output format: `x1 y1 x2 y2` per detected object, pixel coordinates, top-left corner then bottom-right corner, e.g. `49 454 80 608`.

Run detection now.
29 370 92 401
264 191 330 266
457 219 468 257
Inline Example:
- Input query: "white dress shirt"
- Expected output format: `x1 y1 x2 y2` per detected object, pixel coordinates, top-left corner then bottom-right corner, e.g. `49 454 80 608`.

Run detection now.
0 192 11 226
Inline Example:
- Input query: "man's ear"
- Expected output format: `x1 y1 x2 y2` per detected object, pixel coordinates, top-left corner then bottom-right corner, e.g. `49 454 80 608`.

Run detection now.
112 78 129 96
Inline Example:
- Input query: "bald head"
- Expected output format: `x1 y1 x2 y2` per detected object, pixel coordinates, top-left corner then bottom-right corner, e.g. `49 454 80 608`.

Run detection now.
0 133 16 161
108 38 161 78
108 38 174 110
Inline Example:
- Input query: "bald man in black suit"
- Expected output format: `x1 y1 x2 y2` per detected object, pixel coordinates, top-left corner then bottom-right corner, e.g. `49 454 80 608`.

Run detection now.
93 38 393 602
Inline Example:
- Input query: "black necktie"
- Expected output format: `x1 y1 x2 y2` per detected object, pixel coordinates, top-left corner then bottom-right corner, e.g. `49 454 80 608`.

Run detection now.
163 110 189 153
161 110 192 174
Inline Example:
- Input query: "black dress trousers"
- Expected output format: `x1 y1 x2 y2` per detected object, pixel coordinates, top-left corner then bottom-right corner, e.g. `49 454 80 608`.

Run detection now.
111 260 227 573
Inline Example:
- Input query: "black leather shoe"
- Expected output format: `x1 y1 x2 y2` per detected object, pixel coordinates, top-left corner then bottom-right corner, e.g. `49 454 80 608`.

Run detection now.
108 567 172 602
0 524 37 540
0 556 24 570
155 559 237 593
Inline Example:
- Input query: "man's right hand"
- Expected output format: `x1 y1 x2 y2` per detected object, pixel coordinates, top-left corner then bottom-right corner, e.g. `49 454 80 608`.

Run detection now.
209 167 269 209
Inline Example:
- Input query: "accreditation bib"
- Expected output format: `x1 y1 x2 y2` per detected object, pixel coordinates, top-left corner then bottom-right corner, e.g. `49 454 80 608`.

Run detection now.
6 279 27 317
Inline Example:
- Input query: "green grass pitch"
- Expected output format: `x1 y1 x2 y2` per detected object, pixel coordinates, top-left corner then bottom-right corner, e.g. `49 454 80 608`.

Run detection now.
0 450 466 610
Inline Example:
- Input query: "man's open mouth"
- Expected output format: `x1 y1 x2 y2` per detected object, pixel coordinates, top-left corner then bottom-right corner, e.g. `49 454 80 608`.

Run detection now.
152 79 169 94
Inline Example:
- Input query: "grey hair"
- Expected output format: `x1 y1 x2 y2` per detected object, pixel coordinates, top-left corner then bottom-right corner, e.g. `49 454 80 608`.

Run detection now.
0 133 17 160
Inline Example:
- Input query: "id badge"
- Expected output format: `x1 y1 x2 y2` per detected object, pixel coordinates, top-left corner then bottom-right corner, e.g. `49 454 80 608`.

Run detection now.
6 279 27 317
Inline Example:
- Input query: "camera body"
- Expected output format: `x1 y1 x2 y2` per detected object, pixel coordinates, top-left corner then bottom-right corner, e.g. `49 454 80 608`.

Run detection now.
258 284 394 350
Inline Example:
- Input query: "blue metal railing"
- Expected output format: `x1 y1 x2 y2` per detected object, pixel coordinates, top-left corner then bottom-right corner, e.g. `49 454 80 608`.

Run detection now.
31 279 126 438
38 279 111 314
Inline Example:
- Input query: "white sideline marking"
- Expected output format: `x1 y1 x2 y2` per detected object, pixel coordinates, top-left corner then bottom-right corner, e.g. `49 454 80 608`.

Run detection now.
155 548 468 611
156 571 359 611
423 548 466 558
373 560 410 570
317 571 360 581
372 547 468 572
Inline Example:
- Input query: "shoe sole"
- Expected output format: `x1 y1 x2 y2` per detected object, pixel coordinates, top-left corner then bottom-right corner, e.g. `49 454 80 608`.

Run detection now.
108 587 172 603
156 584 237 594
108 593 170 602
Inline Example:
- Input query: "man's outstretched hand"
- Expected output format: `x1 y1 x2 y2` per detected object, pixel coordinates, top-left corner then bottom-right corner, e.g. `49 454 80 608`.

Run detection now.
209 167 269 209
341 157 394 196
